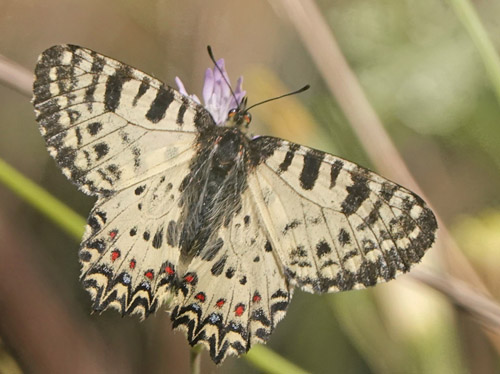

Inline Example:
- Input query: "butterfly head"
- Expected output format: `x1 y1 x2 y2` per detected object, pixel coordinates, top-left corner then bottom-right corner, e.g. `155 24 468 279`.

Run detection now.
177 46 309 134
226 97 252 132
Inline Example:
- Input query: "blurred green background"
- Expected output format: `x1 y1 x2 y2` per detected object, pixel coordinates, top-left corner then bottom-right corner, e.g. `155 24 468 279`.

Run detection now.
1 0 500 373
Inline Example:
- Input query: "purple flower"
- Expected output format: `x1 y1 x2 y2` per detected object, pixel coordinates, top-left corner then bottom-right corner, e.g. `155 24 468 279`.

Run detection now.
175 58 246 125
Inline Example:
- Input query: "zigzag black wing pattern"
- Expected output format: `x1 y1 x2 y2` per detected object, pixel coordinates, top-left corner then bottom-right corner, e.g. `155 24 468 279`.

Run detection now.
33 45 213 317
248 137 437 294
170 189 292 363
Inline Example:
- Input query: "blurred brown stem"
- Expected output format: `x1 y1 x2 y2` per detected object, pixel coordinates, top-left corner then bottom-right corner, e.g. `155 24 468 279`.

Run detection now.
0 54 32 96
410 269 500 333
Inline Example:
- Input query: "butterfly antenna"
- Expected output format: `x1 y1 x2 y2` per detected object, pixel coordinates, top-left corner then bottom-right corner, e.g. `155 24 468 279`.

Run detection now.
207 46 242 109
246 84 310 111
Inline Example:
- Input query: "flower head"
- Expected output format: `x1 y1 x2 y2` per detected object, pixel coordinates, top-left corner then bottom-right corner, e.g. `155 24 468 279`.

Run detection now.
175 59 246 125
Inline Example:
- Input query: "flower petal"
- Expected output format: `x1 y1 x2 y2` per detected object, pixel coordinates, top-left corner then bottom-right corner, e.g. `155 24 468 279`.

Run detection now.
202 68 215 104
175 57 245 125
175 77 200 104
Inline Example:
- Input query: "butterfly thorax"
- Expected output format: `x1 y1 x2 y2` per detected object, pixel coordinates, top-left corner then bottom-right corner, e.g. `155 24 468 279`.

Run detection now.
176 126 250 273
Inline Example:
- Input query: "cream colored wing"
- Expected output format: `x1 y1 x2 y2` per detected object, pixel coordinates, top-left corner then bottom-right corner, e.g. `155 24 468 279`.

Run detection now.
249 136 437 293
33 44 214 317
171 188 292 363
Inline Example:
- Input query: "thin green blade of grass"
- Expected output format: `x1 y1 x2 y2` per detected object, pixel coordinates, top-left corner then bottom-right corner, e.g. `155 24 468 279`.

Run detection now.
447 0 500 105
0 157 85 239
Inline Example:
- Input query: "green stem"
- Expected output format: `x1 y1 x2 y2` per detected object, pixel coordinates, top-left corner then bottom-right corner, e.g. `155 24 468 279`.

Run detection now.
0 157 85 240
245 345 310 374
447 0 500 104
190 346 202 374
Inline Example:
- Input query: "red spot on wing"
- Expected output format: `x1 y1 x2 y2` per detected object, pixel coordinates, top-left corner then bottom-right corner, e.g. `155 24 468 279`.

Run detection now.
252 293 261 303
235 304 245 317
195 292 206 302
216 299 225 308
184 275 194 283
165 266 175 275
129 259 136 269
111 249 120 262
109 230 117 239
145 270 154 280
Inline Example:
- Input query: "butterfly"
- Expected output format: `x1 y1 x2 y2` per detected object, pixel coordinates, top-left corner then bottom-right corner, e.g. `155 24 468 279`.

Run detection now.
32 44 437 363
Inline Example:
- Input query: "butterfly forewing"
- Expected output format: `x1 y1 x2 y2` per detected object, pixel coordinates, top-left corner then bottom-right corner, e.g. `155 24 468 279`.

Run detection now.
33 44 437 364
249 137 437 293
33 45 208 195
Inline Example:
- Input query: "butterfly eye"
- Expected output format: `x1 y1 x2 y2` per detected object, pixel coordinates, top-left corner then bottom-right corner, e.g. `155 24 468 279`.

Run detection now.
228 109 238 118
243 112 252 125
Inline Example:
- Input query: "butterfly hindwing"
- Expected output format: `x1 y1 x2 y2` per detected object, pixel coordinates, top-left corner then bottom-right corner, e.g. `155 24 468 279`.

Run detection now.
171 189 292 363
248 137 437 293
80 162 195 317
